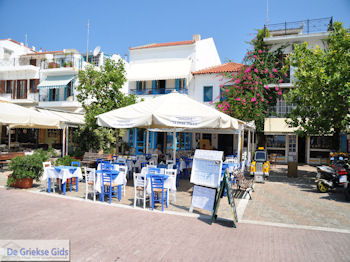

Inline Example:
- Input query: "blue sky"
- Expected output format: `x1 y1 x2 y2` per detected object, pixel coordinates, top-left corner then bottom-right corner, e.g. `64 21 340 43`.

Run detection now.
1 0 349 63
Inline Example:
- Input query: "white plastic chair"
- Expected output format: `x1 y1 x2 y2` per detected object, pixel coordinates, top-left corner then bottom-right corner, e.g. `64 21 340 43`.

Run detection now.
117 165 128 196
84 167 96 201
164 169 177 204
43 161 55 192
133 172 148 209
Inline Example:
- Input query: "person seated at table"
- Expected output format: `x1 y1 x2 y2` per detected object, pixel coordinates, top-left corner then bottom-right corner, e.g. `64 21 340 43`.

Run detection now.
153 144 165 163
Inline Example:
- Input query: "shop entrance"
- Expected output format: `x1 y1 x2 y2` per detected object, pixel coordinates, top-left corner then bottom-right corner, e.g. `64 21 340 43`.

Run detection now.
298 136 306 163
218 134 233 156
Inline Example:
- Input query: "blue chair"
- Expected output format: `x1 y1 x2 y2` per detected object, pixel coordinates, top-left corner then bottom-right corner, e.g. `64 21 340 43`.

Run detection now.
67 161 80 192
157 164 167 169
141 162 148 169
149 175 168 211
116 162 126 166
100 170 121 204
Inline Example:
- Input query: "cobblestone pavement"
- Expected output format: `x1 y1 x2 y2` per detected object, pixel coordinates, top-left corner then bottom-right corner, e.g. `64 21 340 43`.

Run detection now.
0 170 237 220
1 188 350 262
243 165 350 230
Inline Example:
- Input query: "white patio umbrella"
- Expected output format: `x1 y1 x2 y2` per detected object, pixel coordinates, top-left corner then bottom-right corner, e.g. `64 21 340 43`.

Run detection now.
0 101 61 150
96 91 244 161
0 101 60 129
97 91 240 130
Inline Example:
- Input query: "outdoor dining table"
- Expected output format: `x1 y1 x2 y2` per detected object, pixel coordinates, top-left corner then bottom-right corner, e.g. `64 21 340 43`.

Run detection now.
140 167 176 194
95 163 127 201
43 166 83 195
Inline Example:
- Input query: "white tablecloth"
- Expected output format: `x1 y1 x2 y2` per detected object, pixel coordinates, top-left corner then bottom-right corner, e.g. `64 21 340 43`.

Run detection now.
42 167 83 185
95 163 127 193
140 167 176 194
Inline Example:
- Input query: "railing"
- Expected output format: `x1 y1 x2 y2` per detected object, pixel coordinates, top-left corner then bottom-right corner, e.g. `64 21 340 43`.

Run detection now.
41 58 82 70
265 17 333 36
129 88 188 95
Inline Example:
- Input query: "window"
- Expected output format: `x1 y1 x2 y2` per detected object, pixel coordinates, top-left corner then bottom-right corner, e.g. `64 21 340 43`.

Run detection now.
203 86 213 102
3 48 13 60
175 78 186 91
310 136 332 149
29 79 39 93
220 86 230 101
14 80 27 99
6 80 12 93
49 88 59 101
136 81 146 91
266 135 286 148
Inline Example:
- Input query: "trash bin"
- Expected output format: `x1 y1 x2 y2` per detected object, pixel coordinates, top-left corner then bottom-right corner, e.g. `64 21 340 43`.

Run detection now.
287 153 298 178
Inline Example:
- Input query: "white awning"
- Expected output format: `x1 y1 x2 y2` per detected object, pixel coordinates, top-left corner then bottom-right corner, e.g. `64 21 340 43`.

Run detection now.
35 108 84 126
264 118 298 133
38 75 74 89
127 59 191 81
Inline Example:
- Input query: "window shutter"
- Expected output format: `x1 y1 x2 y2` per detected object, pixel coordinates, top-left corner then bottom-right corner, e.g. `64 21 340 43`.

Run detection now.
56 88 60 101
152 80 156 89
22 80 28 99
0 80 5 94
184 79 186 89
35 79 40 93
64 86 67 100
175 79 179 91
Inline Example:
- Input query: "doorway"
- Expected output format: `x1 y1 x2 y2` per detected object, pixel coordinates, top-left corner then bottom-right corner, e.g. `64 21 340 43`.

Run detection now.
218 134 233 156
298 136 306 163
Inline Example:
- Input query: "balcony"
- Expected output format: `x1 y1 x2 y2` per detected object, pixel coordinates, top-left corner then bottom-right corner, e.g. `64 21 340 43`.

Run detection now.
265 17 333 37
129 88 188 95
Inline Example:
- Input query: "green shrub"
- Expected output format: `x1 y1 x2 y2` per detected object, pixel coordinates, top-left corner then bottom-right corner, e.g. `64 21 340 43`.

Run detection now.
55 155 78 166
7 149 53 186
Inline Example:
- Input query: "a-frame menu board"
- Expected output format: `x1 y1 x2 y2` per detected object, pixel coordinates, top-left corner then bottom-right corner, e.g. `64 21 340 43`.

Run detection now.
210 172 238 228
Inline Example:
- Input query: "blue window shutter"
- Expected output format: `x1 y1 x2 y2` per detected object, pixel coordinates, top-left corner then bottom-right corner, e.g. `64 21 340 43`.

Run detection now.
175 79 179 91
56 88 60 101
152 80 156 89
64 86 67 100
203 86 213 102
184 78 186 89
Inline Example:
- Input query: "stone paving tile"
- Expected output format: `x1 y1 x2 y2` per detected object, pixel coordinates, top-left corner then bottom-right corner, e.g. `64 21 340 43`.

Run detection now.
243 164 350 230
0 170 239 220
1 188 350 262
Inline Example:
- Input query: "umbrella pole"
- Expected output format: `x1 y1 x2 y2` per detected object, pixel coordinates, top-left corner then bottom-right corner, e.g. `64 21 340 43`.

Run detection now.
145 130 149 154
8 127 11 150
172 131 176 163
62 127 66 156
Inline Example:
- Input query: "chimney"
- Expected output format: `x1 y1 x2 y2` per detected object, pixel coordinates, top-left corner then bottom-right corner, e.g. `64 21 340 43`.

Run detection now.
192 34 201 42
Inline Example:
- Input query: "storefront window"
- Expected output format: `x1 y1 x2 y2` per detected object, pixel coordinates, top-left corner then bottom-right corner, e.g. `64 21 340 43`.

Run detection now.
310 136 332 149
266 135 286 148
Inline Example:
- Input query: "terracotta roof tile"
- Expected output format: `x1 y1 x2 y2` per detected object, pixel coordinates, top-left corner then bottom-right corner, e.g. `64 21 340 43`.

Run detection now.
130 40 195 50
192 62 244 75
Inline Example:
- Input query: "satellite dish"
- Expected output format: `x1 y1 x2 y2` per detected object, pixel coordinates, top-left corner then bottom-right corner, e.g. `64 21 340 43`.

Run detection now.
93 46 101 56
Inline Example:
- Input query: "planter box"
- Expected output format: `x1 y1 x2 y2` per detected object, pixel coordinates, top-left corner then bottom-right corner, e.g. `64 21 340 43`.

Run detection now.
11 177 33 189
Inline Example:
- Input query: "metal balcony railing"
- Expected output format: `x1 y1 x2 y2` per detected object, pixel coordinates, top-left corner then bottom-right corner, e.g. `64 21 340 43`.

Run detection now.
129 88 188 95
265 17 333 36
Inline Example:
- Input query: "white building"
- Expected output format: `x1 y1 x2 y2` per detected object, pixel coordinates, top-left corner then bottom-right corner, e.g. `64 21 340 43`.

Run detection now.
126 35 250 156
262 17 340 164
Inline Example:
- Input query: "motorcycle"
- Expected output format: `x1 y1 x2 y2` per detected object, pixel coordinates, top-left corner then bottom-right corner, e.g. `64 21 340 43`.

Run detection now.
316 157 349 193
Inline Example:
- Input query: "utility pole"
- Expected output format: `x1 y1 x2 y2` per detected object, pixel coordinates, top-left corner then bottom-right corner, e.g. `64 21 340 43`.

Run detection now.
86 20 90 63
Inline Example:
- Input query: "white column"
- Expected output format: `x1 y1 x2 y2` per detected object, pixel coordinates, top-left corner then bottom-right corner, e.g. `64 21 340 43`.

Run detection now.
248 130 251 164
172 131 177 163
62 127 66 156
145 130 149 154
237 131 242 161
66 127 69 155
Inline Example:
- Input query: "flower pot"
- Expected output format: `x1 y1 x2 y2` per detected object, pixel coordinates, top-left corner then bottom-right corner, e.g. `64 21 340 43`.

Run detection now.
12 177 33 189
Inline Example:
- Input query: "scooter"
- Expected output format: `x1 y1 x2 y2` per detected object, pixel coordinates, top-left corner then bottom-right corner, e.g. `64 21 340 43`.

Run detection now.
316 158 349 193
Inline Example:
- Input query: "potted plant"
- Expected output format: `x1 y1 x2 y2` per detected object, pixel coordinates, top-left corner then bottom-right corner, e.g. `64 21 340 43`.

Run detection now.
7 149 52 189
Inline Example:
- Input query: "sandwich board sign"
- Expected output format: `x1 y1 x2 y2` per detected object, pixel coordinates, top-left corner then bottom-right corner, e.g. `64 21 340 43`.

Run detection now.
211 172 238 228
189 149 223 213
190 149 223 188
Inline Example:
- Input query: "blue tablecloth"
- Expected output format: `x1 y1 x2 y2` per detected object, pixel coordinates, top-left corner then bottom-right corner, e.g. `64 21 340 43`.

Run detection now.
54 166 77 174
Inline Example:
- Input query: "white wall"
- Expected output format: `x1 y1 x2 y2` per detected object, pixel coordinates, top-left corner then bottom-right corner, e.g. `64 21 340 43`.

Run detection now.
193 38 221 71
190 73 228 106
